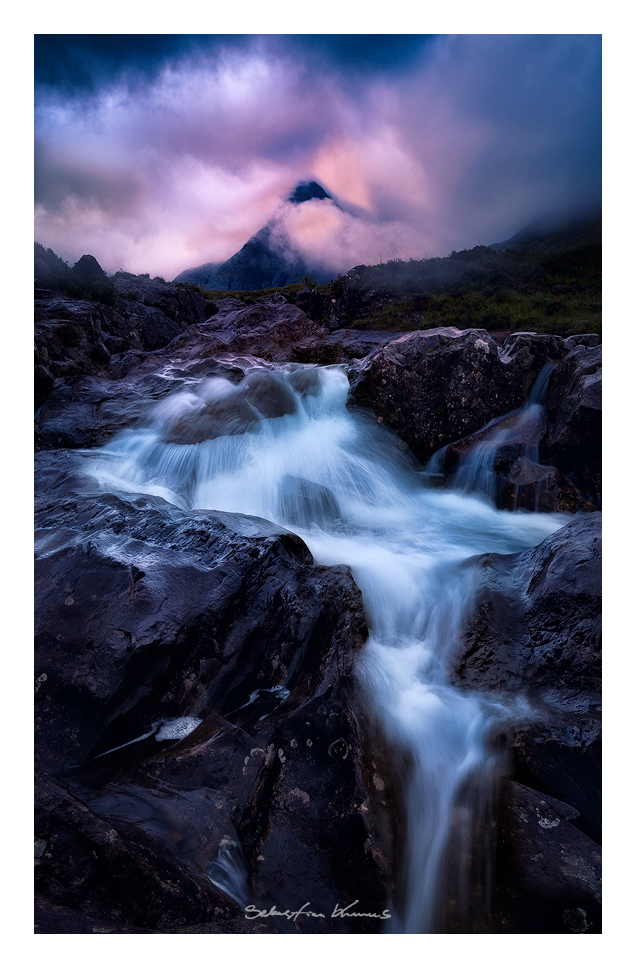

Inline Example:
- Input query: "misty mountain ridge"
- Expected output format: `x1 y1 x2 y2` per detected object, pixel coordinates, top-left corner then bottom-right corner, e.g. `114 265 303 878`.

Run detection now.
489 206 601 254
174 180 337 290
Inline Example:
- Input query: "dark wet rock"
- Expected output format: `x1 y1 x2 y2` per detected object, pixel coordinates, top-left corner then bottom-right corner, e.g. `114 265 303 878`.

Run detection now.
36 444 365 756
496 457 596 513
35 895 155 934
35 772 240 930
162 395 260 444
278 475 341 528
34 375 169 450
34 452 391 932
349 328 564 461
243 369 298 417
34 442 393 932
34 281 210 408
455 513 601 704
35 355 323 452
35 455 368 774
115 277 207 326
563 333 600 350
454 513 601 838
543 345 602 503
509 724 601 844
166 296 328 363
435 407 596 513
34 364 57 411
491 781 601 933
498 331 564 364
63 674 392 934
123 301 183 350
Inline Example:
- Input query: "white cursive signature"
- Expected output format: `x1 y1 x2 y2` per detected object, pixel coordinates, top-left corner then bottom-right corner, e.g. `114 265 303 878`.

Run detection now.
244 900 391 920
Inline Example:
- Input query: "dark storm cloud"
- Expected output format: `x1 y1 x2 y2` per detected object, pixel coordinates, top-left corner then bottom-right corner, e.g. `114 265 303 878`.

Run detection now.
34 33 601 279
34 34 434 94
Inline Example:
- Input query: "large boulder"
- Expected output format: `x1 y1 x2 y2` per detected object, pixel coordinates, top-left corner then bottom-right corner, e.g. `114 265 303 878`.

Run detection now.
34 451 368 773
35 772 241 931
454 513 601 841
491 781 601 933
542 345 602 503
34 281 210 409
349 329 564 461
168 296 328 363
431 403 597 513
34 449 393 931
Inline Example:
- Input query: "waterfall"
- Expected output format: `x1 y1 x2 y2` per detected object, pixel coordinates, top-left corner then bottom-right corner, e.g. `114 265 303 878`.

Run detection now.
426 363 555 511
87 359 569 932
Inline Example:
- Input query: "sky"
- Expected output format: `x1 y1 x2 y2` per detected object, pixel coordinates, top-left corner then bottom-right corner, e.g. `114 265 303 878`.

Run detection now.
34 33 602 281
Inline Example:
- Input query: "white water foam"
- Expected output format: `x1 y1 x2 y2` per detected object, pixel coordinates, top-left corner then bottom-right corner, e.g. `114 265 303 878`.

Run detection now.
87 360 569 932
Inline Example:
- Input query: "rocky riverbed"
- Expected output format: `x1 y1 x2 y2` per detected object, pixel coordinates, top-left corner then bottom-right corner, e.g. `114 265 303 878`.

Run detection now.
34 280 601 934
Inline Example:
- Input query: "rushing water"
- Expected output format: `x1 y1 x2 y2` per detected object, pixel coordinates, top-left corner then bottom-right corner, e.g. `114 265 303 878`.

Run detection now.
87 358 569 932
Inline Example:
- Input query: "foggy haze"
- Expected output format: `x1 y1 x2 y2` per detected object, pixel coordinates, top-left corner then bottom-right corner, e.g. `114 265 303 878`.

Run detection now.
34 34 601 280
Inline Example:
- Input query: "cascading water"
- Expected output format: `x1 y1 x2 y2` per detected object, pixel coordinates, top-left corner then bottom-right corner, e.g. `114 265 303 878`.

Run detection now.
86 358 569 933
426 362 555 511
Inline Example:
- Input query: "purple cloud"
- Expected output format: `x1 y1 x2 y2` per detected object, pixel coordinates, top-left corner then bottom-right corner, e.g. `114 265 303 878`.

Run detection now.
34 34 601 280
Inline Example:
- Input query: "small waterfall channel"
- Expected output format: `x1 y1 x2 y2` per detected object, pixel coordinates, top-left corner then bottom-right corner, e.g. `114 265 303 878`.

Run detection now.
87 357 568 932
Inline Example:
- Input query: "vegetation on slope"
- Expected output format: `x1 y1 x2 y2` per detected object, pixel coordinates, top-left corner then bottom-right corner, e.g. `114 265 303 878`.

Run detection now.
340 244 601 337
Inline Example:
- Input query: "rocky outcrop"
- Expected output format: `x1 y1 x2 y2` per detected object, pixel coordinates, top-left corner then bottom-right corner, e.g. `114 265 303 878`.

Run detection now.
430 396 597 513
35 451 367 771
454 513 601 841
491 781 601 933
167 295 329 362
34 449 392 932
542 345 602 503
35 772 242 931
34 279 211 409
349 329 564 461
33 276 602 933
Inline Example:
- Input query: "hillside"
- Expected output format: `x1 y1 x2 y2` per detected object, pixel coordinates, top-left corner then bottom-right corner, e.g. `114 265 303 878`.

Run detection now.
319 242 601 336
490 208 601 253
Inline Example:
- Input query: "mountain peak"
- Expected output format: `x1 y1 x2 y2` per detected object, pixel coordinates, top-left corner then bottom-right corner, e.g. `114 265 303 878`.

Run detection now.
288 180 331 204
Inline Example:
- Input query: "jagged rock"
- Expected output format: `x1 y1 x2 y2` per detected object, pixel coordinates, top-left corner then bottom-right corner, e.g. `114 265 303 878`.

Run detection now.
34 281 210 408
35 375 166 449
34 773 240 931
34 446 392 932
491 781 601 933
454 513 601 839
455 513 601 703
543 345 602 503
34 451 368 774
434 406 596 513
496 457 596 513
563 333 600 350
349 328 564 461
171 297 327 362
73 254 107 281
34 256 52 283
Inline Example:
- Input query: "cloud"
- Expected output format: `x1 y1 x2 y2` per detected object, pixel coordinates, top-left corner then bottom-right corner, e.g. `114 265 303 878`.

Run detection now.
34 34 601 279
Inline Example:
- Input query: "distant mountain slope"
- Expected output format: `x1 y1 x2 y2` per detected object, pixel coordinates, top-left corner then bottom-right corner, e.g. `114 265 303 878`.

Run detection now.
173 261 221 286
490 209 601 253
174 181 335 289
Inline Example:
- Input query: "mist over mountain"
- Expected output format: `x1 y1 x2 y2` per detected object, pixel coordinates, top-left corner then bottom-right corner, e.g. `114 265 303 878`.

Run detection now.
175 180 352 289
489 206 602 254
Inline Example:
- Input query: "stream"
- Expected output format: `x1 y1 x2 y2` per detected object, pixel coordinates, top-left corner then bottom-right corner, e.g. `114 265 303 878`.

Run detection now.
86 357 569 932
